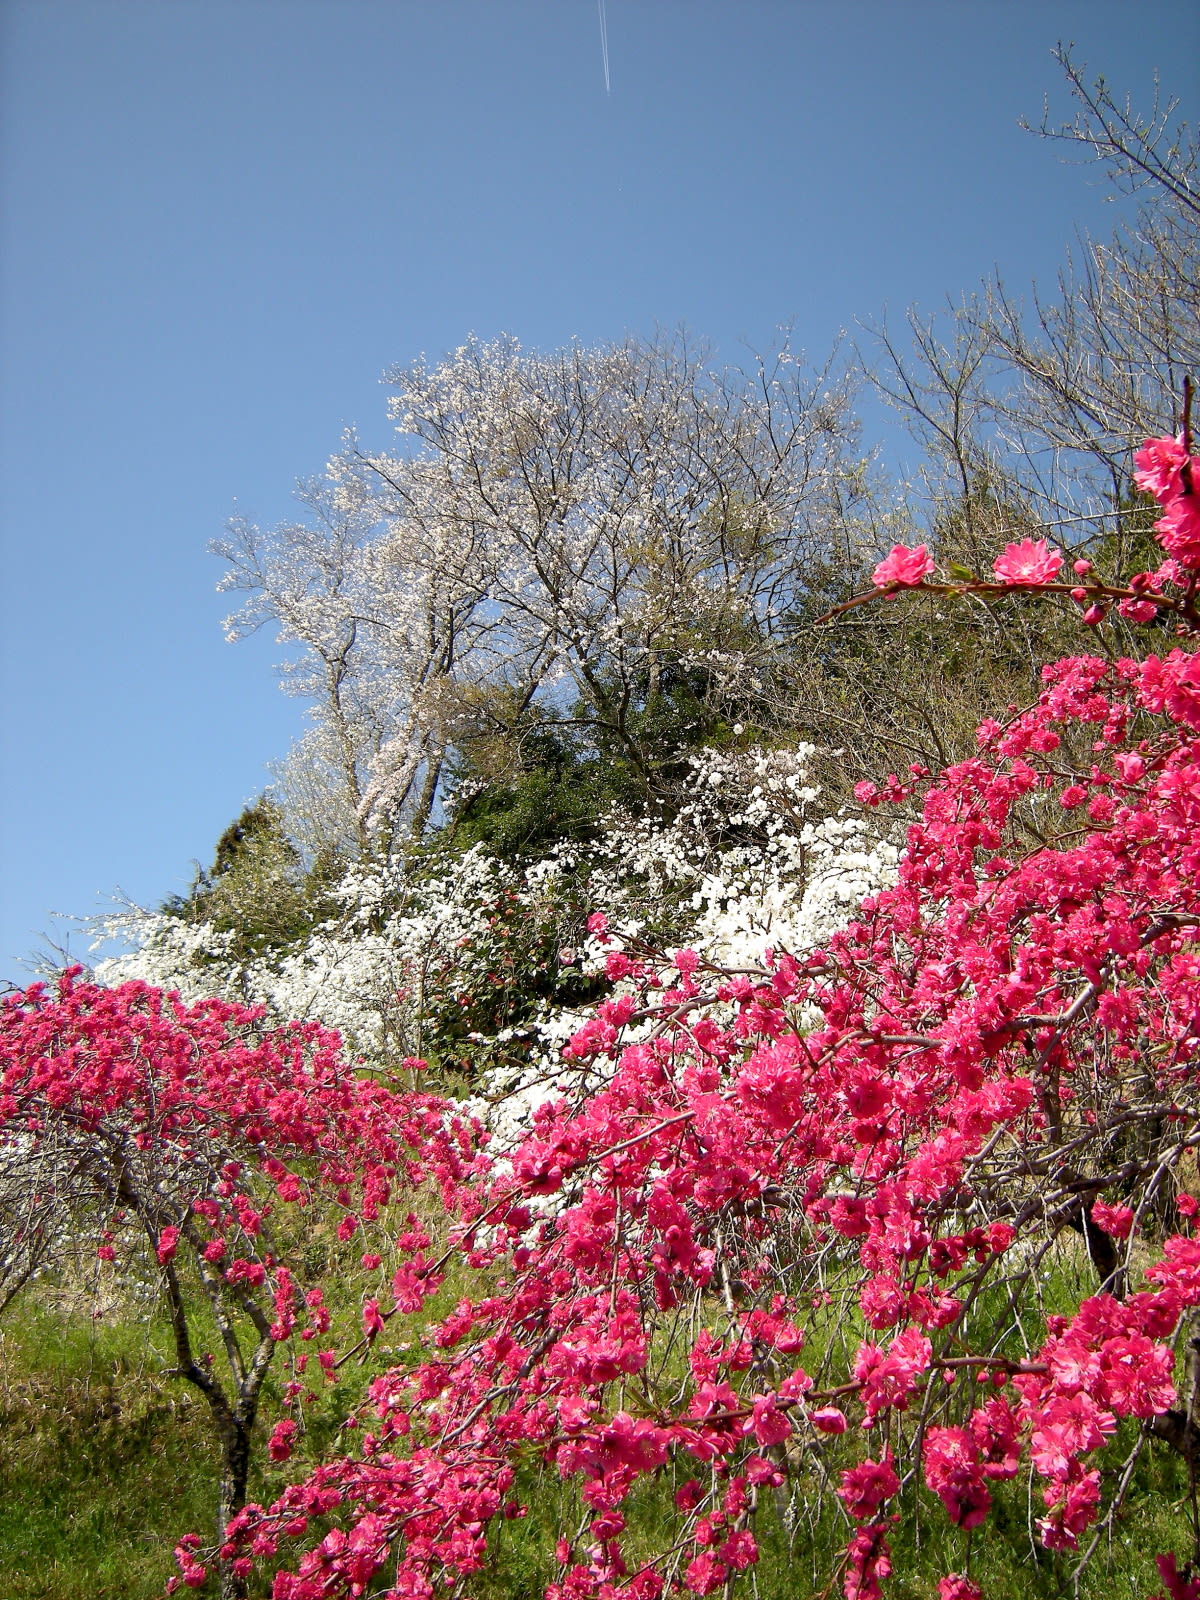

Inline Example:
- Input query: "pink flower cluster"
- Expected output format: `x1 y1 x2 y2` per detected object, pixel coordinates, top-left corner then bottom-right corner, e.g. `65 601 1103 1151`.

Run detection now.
1136 435 1200 567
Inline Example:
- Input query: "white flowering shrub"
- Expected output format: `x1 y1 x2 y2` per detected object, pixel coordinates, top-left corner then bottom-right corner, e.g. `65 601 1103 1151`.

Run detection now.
456 742 899 1151
96 744 898 1153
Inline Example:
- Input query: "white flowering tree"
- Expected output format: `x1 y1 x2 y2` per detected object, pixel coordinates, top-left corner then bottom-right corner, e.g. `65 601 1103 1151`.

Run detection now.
216 333 873 843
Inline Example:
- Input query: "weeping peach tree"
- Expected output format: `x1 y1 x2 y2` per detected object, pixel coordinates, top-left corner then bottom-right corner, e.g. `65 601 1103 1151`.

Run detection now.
0 977 475 1599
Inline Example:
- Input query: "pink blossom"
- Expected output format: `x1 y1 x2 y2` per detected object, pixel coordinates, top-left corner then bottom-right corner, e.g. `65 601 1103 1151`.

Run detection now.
1153 1553 1200 1600
1134 434 1190 499
673 1479 702 1511
718 1529 757 1570
937 1578 981 1600
1090 1199 1134 1239
809 1406 848 1434
749 1393 792 1446
604 951 632 980
923 1428 991 1528
268 1419 298 1462
1156 493 1200 569
1039 1467 1101 1550
858 1274 904 1329
970 1395 1021 1479
838 1456 899 1520
992 539 1063 585
1100 1334 1175 1417
1138 650 1200 732
1118 597 1159 624
683 1552 726 1594
843 1524 893 1600
853 1328 931 1421
872 543 936 587
1028 1394 1116 1478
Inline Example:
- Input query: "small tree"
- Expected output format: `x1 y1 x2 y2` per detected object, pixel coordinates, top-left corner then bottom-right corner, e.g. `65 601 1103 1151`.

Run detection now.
165 798 340 962
0 972 473 1598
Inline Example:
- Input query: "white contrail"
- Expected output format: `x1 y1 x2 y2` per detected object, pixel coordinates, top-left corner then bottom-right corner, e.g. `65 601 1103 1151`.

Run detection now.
597 0 611 94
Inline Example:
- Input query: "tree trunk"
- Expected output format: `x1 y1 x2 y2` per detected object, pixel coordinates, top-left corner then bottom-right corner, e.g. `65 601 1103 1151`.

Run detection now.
216 1413 254 1599
410 750 444 839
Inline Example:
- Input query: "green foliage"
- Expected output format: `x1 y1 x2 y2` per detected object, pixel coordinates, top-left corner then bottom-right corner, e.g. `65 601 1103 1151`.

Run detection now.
446 653 760 857
164 798 342 961
447 728 632 859
590 656 747 797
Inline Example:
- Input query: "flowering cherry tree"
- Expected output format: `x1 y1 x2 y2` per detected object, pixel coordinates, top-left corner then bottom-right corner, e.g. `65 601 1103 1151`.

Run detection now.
217 333 868 841
0 973 475 1599
157 428 1200 1599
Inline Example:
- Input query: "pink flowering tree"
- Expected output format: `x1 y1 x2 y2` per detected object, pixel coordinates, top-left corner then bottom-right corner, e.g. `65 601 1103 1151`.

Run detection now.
0 972 476 1599
158 424 1200 1599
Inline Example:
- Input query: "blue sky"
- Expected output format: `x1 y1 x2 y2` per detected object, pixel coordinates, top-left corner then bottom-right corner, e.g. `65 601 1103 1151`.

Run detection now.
1 0 1195 978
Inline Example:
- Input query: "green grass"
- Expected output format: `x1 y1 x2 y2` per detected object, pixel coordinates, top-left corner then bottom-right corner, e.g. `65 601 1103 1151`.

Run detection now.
0 1299 218 1598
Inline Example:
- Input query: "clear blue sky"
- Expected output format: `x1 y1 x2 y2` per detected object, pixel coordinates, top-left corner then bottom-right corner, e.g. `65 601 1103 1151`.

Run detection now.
1 0 1195 978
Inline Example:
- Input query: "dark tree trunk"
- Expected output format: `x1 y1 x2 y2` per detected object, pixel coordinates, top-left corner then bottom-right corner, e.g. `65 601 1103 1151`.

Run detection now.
215 1412 256 1599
